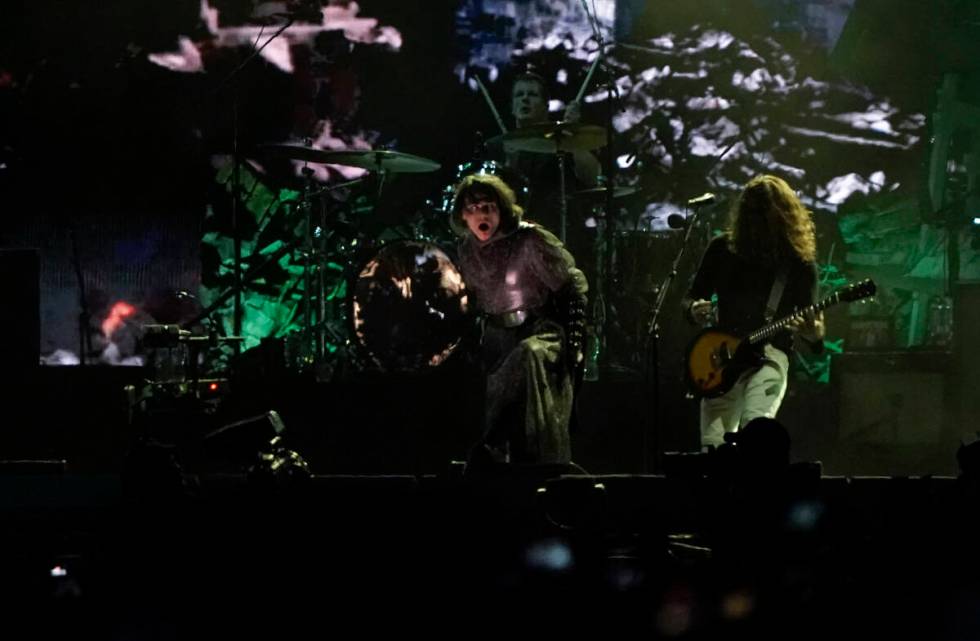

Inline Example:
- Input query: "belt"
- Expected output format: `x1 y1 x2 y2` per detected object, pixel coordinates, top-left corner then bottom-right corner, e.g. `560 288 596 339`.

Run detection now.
488 308 530 328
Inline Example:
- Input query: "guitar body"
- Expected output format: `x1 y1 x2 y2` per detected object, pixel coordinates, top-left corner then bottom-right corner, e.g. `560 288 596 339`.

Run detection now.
684 329 761 399
682 279 877 400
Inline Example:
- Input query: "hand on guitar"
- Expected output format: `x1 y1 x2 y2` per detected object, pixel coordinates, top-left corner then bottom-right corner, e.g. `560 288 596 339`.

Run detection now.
787 309 825 343
688 299 715 325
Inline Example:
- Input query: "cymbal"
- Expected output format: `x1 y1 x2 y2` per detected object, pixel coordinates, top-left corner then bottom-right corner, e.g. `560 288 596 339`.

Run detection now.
490 121 608 154
572 185 639 201
258 145 441 173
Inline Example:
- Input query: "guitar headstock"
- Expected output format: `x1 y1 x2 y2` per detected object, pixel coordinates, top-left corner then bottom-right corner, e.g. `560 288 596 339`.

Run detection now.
838 278 877 303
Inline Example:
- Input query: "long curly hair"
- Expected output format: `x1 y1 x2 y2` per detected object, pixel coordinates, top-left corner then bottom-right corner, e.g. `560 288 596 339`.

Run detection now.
728 174 817 265
449 173 523 237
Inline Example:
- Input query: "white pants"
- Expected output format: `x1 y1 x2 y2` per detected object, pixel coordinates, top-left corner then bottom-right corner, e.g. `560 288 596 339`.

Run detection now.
700 344 789 448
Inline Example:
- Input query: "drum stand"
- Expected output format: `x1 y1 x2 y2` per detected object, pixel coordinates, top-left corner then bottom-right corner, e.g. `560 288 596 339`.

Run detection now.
298 168 326 366
296 170 370 377
583 44 621 384
584 212 608 381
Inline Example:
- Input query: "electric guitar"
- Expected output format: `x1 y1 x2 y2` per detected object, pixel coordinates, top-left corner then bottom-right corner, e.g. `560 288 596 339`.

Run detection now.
683 278 877 398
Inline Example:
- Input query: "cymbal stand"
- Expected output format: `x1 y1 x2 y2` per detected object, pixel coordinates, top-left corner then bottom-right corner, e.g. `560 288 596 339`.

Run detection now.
372 152 389 201
300 167 318 368
305 172 377 373
317 189 330 363
573 13 619 382
299 167 345 369
556 38 605 246
557 147 568 243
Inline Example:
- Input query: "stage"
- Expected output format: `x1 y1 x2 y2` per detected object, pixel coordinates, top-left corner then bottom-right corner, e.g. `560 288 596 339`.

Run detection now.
1 356 977 637
4 1 980 635
0 351 972 479
2 463 979 637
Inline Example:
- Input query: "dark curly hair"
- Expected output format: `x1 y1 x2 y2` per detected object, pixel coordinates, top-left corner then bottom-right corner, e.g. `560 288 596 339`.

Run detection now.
728 174 817 265
449 174 523 238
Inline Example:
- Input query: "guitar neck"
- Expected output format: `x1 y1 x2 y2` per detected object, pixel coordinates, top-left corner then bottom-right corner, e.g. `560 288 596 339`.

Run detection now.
746 293 840 345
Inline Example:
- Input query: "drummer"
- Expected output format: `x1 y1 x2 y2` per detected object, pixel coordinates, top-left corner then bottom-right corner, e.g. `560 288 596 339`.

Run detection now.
510 71 601 186
488 71 601 265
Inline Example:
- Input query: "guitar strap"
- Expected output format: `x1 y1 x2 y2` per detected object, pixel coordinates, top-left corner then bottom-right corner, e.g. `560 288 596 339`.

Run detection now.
764 264 789 323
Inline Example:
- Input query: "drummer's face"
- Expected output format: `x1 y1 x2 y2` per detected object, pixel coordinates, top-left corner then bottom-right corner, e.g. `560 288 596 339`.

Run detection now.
461 196 500 243
512 80 547 125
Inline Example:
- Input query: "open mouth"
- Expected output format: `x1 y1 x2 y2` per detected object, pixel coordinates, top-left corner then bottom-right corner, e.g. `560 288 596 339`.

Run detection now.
478 223 490 232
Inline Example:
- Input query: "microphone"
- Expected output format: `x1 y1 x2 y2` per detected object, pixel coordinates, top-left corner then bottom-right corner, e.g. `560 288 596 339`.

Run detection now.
667 214 688 229
687 193 716 206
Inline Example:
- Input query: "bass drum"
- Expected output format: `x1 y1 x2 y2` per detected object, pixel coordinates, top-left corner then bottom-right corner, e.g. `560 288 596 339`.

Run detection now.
350 240 470 373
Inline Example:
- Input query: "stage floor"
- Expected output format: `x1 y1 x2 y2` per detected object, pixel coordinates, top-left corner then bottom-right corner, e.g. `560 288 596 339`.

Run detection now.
0 469 976 638
0 360 970 478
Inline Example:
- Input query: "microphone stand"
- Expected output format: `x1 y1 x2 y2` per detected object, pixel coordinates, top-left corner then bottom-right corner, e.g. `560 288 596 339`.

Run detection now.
599 55 619 381
642 200 709 473
68 221 93 366
212 18 295 350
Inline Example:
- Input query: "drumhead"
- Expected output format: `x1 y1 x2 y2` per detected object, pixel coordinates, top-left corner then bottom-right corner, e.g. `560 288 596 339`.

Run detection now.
350 240 470 372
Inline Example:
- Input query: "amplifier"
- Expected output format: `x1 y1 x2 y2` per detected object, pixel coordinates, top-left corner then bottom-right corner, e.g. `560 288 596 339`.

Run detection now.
833 351 949 446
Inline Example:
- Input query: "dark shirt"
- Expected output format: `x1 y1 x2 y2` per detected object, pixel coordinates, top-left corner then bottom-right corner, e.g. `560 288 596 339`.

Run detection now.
457 222 588 318
684 235 818 354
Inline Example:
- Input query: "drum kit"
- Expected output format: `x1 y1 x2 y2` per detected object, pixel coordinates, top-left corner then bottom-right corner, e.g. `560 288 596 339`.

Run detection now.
234 116 657 380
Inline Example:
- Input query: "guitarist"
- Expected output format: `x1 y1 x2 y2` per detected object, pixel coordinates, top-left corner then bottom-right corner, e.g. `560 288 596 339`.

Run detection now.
682 175 825 449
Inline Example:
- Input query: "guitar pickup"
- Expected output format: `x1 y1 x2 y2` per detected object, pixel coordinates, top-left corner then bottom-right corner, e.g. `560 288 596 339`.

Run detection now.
717 343 732 365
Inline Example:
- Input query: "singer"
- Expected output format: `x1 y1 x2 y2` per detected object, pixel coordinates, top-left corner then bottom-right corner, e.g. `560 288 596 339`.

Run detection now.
449 173 588 471
681 174 825 448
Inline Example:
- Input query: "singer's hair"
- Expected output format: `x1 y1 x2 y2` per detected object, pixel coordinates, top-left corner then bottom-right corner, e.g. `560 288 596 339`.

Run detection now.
728 174 817 265
450 174 523 237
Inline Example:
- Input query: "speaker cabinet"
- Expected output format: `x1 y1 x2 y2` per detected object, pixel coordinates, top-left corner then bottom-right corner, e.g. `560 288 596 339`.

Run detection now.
829 351 956 476
953 284 980 443
834 351 949 446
